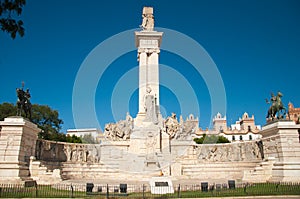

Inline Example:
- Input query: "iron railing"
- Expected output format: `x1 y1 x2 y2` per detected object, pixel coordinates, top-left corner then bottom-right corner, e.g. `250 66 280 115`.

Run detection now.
0 181 299 198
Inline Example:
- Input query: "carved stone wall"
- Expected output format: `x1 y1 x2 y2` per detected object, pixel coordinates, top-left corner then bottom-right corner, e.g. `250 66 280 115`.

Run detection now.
164 113 198 141
193 141 262 162
27 121 300 183
36 139 101 164
36 140 67 162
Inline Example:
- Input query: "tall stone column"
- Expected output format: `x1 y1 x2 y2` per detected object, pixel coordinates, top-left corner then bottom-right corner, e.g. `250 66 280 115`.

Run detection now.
124 7 169 176
0 117 40 183
138 50 148 114
148 50 160 106
135 28 163 126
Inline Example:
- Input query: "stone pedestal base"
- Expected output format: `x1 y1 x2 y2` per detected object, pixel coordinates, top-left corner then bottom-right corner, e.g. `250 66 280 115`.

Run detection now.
0 117 40 184
260 121 300 182
134 113 146 127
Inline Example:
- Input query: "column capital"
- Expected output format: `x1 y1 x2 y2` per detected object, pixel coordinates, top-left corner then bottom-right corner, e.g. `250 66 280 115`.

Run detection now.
138 48 160 54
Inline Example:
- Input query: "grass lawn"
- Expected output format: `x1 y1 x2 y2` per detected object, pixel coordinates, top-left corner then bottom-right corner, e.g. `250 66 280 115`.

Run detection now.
0 182 299 198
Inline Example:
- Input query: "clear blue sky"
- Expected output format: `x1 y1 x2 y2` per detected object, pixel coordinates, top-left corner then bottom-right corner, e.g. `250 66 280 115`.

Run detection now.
1 0 299 132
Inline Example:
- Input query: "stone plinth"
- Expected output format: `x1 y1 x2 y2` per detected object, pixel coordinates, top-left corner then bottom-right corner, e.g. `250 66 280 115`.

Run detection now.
260 120 300 182
0 117 40 183
149 176 174 194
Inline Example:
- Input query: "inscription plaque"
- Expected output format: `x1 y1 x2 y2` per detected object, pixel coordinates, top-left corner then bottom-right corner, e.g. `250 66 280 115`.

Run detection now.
140 39 158 48
155 182 169 186
150 177 174 194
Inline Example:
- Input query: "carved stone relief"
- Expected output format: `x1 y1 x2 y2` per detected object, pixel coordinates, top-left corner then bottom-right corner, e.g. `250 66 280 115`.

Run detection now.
194 141 262 162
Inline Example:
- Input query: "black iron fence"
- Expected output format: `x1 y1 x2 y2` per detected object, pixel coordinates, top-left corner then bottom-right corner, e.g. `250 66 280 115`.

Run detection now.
0 181 299 198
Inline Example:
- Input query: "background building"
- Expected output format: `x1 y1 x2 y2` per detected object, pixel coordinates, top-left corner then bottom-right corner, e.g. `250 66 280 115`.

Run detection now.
287 102 300 124
67 128 104 143
196 112 262 142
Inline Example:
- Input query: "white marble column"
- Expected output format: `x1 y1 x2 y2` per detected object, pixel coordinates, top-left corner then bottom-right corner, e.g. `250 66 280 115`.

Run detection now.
148 51 160 107
139 51 147 114
135 32 163 126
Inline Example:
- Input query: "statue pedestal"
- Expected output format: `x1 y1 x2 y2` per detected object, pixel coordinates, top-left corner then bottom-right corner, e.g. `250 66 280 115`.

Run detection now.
0 117 40 184
124 123 161 173
119 121 171 175
260 121 300 182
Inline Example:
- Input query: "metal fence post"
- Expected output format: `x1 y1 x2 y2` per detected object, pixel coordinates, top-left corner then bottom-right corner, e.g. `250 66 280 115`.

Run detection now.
70 184 74 198
243 183 248 194
35 184 38 197
142 184 145 199
106 184 109 199
276 182 280 192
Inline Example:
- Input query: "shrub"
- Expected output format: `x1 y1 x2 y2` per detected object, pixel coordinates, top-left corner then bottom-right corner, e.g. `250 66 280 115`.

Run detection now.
194 134 230 144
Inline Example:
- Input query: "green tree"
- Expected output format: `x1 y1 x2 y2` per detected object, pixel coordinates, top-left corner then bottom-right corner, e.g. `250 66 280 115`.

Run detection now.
66 134 82 143
0 102 16 120
194 134 230 144
193 134 206 144
0 0 26 39
31 104 63 135
81 133 98 144
217 135 230 143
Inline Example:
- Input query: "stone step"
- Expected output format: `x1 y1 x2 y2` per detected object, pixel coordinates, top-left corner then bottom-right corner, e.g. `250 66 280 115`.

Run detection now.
182 163 258 170
62 169 119 174
182 167 245 172
62 170 119 175
62 163 119 168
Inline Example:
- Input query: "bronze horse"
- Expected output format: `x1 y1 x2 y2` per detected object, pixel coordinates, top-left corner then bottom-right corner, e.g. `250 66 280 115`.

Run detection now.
266 92 287 120
16 88 32 119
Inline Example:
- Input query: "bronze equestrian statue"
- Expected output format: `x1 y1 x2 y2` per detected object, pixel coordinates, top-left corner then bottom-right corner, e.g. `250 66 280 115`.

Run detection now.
16 83 32 119
266 91 287 121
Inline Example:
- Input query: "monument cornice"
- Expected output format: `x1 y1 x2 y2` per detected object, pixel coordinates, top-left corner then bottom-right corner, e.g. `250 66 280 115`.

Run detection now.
0 117 40 132
260 120 300 138
135 31 163 48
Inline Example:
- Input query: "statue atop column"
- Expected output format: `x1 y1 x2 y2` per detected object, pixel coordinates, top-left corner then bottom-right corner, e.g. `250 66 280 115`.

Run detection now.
135 7 162 124
140 7 154 31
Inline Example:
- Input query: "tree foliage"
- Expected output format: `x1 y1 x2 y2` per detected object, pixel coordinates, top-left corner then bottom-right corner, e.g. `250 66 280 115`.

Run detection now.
0 102 82 143
0 0 26 39
81 133 98 144
66 134 82 143
0 102 16 120
194 134 230 144
31 104 63 135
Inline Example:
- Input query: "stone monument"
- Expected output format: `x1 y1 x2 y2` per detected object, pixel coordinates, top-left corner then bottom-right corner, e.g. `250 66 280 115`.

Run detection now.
1 6 300 186
135 7 163 126
0 117 40 184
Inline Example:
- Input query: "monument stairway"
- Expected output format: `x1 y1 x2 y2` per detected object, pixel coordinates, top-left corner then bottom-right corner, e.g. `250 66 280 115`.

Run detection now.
39 160 62 171
61 162 120 180
242 157 275 182
181 161 261 180
61 162 169 181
